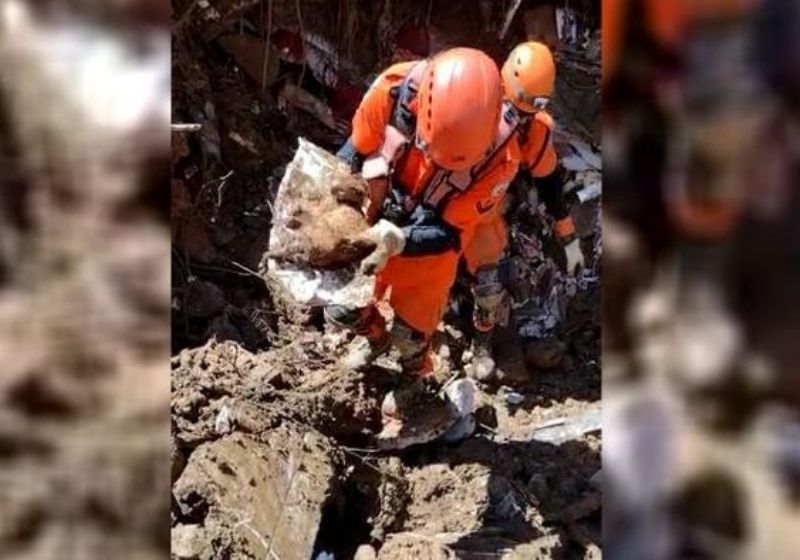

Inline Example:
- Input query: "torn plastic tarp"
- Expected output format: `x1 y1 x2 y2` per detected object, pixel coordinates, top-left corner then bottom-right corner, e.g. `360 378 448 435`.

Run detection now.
266 138 374 308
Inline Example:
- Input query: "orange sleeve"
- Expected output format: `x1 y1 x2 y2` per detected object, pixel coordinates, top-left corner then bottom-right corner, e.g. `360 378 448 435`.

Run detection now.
350 62 417 156
521 111 558 178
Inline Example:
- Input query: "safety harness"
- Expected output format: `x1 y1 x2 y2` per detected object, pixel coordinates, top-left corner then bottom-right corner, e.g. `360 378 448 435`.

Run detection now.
365 61 522 216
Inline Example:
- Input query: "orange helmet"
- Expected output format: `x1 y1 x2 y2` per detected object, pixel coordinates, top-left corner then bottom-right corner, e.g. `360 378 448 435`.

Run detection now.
502 42 556 113
416 47 502 171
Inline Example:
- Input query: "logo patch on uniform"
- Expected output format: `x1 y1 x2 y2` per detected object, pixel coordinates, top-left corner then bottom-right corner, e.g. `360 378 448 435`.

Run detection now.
477 200 496 214
491 182 509 197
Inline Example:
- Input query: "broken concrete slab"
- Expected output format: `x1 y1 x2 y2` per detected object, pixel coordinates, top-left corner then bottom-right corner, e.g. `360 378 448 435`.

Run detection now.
172 429 336 560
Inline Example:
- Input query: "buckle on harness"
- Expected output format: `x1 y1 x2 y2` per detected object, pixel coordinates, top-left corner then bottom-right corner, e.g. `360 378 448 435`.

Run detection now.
362 125 410 180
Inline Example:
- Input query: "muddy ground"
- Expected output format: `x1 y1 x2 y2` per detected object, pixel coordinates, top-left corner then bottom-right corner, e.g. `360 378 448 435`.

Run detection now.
171 308 601 559
171 1 601 558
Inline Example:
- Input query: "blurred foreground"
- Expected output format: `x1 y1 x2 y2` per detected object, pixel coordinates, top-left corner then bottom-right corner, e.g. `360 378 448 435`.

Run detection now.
0 1 170 558
603 0 800 558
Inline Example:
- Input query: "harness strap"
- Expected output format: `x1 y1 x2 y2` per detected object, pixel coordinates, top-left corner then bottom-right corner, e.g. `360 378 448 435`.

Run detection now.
391 61 427 137
420 101 520 211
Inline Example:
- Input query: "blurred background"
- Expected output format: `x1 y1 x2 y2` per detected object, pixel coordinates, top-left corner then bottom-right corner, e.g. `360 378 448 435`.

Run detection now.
0 0 170 558
602 0 800 558
3 0 799 557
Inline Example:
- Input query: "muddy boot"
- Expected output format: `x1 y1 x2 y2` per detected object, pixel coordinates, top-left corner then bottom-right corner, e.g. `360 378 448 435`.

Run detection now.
376 326 460 449
341 330 391 370
377 375 461 450
326 304 390 370
468 330 496 381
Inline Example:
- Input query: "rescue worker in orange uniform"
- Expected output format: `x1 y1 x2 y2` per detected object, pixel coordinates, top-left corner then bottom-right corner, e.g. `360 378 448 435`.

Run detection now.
463 41 584 380
326 47 518 444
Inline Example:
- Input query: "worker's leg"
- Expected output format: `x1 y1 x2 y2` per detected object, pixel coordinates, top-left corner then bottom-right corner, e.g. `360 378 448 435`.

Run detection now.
463 218 508 380
378 256 457 422
472 263 505 333
325 304 390 368
391 317 435 377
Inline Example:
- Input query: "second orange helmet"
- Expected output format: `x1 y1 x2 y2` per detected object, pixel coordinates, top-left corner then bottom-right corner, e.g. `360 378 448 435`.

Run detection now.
502 41 556 113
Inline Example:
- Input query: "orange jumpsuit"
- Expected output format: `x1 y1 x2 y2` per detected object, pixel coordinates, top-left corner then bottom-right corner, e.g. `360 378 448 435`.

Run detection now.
350 62 522 336
462 110 563 276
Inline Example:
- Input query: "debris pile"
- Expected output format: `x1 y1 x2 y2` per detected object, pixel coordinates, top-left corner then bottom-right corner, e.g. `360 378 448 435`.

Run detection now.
171 1 601 558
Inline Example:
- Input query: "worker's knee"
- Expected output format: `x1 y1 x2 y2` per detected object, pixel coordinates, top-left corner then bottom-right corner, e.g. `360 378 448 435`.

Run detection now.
473 265 505 331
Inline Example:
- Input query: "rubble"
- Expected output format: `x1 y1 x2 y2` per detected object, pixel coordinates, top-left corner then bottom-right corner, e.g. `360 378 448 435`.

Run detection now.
173 430 336 560
171 0 601 557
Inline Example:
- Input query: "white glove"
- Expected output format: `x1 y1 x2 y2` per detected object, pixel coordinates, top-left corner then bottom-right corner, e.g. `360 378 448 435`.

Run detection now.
563 238 584 276
358 219 406 275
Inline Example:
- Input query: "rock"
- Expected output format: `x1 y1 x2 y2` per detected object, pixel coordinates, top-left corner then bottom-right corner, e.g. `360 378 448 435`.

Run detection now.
354 544 377 560
173 430 336 560
171 439 187 484
440 414 476 443
524 338 566 370
377 534 451 559
444 379 478 417
171 524 209 560
493 325 530 385
501 534 562 559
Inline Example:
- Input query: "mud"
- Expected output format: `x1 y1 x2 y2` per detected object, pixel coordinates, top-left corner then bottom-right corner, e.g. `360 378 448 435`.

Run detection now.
171 1 601 558
171 310 600 559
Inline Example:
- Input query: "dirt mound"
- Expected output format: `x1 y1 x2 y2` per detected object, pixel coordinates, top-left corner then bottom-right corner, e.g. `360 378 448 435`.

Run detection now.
173 430 337 559
171 322 600 558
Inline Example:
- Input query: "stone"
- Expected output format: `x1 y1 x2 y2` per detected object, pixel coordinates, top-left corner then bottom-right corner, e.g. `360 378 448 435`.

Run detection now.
171 524 209 560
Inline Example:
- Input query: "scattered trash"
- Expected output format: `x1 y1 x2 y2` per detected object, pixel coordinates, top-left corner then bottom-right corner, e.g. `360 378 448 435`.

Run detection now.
558 137 601 171
214 402 236 435
524 405 601 444
504 389 526 406
445 378 478 417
